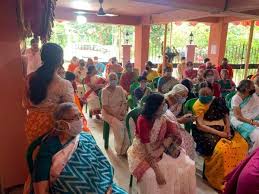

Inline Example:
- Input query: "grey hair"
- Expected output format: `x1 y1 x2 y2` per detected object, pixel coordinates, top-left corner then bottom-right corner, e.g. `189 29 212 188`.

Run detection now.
108 72 118 80
237 80 253 93
53 102 77 121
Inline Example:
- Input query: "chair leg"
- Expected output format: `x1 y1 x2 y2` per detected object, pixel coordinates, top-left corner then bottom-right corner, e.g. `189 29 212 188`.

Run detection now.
103 122 110 149
129 174 133 187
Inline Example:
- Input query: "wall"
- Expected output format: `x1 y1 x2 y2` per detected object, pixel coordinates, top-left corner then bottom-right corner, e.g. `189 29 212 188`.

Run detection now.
0 0 27 189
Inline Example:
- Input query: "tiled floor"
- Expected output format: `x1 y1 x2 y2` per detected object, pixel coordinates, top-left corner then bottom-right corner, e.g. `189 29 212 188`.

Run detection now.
88 117 218 194
6 114 218 194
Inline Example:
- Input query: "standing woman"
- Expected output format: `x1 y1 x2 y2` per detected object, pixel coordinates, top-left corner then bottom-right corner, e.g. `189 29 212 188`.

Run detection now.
23 43 74 144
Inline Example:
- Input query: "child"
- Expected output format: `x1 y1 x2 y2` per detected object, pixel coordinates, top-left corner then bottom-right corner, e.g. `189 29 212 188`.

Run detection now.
218 69 236 98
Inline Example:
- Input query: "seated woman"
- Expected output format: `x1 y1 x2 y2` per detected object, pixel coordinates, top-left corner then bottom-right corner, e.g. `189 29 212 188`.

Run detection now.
67 56 79 73
105 57 123 78
157 67 179 94
74 59 87 84
164 84 196 159
230 79 259 151
224 148 259 194
157 55 173 76
127 93 196 194
183 61 197 81
218 69 236 98
120 62 137 93
83 66 106 119
32 102 126 194
192 82 248 191
181 79 197 101
142 61 159 82
204 69 221 97
101 73 130 155
134 76 152 102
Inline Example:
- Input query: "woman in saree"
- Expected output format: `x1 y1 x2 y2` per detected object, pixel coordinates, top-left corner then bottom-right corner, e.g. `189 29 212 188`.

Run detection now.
127 93 196 194
83 65 106 119
120 62 137 93
101 73 130 155
164 84 196 159
230 79 259 151
157 67 179 94
134 76 152 102
224 148 259 194
192 82 248 191
32 102 127 194
23 43 75 144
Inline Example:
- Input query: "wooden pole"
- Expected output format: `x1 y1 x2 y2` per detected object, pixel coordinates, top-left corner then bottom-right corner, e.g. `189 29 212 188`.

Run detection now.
162 23 168 72
169 22 172 47
244 20 255 79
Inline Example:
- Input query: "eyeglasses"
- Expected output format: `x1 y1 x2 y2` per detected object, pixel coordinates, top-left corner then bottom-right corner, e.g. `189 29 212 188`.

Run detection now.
63 113 84 122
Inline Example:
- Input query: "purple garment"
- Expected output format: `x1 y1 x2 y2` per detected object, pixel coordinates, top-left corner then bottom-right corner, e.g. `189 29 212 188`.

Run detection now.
224 148 259 194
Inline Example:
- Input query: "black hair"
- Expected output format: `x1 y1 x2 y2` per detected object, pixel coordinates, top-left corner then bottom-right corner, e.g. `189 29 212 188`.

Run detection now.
163 67 172 72
186 61 193 66
30 38 39 45
204 58 210 63
181 79 193 92
29 43 63 105
142 93 164 120
79 59 85 66
181 57 186 60
222 58 228 61
65 71 76 81
87 65 96 74
237 80 253 93
199 81 214 92
138 76 147 82
146 61 153 67
204 69 214 78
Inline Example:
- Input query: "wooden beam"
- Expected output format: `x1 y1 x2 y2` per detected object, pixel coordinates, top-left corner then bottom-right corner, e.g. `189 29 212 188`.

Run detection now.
162 24 168 73
55 7 141 25
244 20 255 79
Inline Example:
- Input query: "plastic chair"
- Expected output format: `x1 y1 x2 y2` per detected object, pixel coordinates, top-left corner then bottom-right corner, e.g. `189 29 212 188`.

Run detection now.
128 82 140 109
125 107 141 187
225 91 237 109
140 95 148 107
152 77 160 89
183 98 197 133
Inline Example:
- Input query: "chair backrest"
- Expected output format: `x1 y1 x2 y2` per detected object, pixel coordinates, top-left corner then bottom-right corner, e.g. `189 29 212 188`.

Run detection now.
26 133 48 175
152 77 160 89
140 95 149 107
126 107 141 143
183 98 198 133
225 91 237 109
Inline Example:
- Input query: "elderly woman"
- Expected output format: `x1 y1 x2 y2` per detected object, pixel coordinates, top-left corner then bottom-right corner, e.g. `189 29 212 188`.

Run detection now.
83 66 106 119
193 82 248 191
157 67 179 94
164 84 196 159
127 93 196 194
120 62 137 93
230 79 259 151
183 61 197 80
31 102 126 194
101 73 130 155
218 69 236 98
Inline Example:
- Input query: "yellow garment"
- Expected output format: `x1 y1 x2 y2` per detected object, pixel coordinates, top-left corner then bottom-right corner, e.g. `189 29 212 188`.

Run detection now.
146 70 159 82
204 132 248 191
157 63 173 75
193 99 210 117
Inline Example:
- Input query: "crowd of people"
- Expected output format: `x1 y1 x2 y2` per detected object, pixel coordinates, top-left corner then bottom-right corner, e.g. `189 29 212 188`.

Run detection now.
21 40 259 194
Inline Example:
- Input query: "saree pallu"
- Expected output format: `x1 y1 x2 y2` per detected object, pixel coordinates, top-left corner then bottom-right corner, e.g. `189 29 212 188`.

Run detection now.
49 132 127 194
230 94 259 142
25 109 54 144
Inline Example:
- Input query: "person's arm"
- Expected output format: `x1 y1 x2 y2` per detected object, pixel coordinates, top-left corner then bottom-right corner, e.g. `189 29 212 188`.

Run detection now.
233 106 254 124
196 115 228 138
223 114 231 137
34 181 50 194
101 89 115 116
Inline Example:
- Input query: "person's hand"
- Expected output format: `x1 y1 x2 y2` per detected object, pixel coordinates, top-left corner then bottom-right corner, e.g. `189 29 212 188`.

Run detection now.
163 137 173 148
151 147 164 158
105 187 112 194
225 126 232 138
218 131 228 138
253 121 259 127
179 114 196 124
154 167 166 185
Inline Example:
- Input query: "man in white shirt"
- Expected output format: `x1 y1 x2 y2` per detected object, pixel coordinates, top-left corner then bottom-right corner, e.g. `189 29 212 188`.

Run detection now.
25 38 42 75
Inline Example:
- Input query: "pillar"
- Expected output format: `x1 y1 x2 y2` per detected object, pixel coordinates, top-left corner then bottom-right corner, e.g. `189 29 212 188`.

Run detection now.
122 44 132 66
0 0 27 189
134 25 150 73
186 45 196 62
208 19 228 66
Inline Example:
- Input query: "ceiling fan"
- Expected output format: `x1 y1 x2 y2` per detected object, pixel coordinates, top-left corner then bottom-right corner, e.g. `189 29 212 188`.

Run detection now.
96 0 118 17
